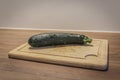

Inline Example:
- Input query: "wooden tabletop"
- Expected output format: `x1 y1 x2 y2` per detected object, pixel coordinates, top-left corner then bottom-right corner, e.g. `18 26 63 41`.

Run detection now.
0 29 120 80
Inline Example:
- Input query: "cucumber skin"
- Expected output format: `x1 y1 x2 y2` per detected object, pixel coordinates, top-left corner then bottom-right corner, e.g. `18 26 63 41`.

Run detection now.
28 33 86 47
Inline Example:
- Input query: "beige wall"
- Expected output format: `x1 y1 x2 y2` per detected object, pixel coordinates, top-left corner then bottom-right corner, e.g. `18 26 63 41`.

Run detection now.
0 0 120 31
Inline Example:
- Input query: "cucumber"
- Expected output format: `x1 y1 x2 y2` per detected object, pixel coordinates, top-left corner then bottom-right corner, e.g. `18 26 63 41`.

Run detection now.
28 33 92 47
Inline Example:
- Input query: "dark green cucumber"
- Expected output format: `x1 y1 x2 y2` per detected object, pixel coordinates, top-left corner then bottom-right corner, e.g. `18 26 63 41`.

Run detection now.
28 33 92 47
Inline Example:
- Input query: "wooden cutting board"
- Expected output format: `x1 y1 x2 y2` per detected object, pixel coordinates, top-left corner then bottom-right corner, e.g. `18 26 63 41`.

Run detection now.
9 39 108 70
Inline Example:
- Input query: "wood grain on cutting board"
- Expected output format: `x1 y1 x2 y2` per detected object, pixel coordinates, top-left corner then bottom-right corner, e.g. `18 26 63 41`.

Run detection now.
9 38 108 70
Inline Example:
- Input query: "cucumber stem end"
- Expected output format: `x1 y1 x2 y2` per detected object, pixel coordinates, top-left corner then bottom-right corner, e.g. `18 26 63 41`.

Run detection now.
83 37 92 44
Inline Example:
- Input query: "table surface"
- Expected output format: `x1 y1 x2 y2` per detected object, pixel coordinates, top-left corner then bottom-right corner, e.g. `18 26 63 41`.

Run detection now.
0 29 120 80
